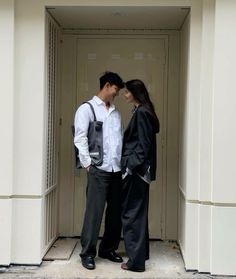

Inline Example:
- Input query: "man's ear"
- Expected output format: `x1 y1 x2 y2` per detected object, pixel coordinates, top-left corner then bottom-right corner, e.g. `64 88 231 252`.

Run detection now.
104 82 111 89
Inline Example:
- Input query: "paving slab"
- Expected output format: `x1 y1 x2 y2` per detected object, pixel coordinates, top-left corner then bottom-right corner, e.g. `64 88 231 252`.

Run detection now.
44 238 78 261
0 240 233 279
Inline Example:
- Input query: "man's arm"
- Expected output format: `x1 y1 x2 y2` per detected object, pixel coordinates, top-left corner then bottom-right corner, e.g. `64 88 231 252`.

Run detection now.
74 104 92 168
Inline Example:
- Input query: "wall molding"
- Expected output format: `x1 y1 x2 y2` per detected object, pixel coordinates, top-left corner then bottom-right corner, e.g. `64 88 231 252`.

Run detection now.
179 186 236 207
0 196 42 199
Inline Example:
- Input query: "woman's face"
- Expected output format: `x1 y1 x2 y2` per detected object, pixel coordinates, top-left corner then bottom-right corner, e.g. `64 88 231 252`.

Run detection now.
123 89 135 104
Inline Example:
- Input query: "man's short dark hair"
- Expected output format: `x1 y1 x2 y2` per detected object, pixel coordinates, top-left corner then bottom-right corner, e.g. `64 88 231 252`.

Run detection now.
99 71 124 90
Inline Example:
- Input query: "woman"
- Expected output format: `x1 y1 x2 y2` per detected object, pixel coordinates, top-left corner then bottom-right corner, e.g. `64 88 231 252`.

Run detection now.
121 79 159 272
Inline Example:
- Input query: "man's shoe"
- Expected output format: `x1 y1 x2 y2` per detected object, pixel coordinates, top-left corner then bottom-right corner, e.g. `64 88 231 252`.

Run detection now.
98 251 123 263
81 256 95 270
121 262 145 272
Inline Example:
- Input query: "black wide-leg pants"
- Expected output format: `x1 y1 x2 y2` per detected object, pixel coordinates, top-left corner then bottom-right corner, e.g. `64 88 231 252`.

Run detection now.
122 174 150 271
80 166 122 259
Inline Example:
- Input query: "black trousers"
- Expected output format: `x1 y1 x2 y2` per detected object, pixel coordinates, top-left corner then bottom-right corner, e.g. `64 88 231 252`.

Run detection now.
122 174 150 270
80 166 122 258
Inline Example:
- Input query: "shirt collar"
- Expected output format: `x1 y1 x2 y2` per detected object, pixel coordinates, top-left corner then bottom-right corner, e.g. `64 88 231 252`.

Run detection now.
93 95 116 110
93 95 104 105
132 104 141 114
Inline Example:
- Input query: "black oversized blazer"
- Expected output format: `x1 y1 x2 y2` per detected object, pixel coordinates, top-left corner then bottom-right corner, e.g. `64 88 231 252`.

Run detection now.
121 105 159 181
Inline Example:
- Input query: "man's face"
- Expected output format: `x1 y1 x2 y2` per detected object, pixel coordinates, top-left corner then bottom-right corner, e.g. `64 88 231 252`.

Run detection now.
106 83 120 102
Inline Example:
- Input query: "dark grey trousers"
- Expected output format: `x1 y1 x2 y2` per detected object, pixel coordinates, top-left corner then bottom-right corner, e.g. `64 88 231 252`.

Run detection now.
122 174 150 270
80 166 122 258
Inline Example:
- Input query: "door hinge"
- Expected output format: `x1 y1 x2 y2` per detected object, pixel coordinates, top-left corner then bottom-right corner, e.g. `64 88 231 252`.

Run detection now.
59 118 62 126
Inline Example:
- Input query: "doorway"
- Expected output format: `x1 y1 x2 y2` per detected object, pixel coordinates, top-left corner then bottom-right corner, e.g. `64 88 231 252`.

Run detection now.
58 32 179 240
46 5 184 242
72 36 167 238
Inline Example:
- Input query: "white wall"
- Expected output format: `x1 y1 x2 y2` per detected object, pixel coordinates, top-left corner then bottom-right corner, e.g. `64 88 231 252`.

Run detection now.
14 0 45 197
0 0 14 266
179 12 190 205
0 0 192 265
198 0 215 273
179 0 236 275
0 200 12 265
12 0 45 264
0 0 14 197
212 0 236 203
1 0 236 275
210 0 236 275
179 0 214 272
11 199 42 264
179 10 191 266
199 0 215 202
0 0 44 266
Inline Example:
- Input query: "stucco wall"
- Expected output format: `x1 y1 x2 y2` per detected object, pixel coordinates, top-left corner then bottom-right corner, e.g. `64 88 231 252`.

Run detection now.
0 0 14 266
179 0 236 275
179 9 190 266
210 0 236 275
0 0 236 275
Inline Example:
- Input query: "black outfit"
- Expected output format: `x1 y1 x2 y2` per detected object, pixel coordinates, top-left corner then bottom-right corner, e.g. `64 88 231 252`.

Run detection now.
121 105 159 271
80 166 122 258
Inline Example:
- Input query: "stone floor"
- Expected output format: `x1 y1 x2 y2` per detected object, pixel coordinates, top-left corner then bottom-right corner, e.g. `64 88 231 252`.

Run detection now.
0 240 232 279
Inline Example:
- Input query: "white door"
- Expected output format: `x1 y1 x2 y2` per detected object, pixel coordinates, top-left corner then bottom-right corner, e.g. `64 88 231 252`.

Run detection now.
73 36 167 239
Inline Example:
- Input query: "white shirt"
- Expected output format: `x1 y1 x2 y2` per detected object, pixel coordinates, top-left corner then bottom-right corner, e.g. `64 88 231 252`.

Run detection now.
74 96 123 172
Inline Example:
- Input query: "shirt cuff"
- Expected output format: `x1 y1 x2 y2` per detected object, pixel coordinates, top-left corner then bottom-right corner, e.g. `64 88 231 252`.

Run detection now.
80 157 91 169
127 167 132 175
122 167 132 180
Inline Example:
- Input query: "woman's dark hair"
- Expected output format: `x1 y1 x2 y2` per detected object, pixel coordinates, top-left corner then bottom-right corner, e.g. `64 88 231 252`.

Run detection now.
99 71 124 90
125 79 159 132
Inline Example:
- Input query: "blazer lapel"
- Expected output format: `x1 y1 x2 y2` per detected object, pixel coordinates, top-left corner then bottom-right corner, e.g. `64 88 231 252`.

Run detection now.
124 106 139 131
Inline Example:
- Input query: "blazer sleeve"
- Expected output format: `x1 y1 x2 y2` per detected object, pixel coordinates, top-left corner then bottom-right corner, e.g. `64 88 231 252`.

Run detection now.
126 109 154 171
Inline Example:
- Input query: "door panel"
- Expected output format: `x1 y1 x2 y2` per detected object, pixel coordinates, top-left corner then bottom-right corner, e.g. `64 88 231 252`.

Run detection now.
73 37 166 238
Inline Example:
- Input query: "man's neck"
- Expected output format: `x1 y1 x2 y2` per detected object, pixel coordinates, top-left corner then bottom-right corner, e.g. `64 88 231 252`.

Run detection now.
105 102 110 109
97 91 106 102
97 92 111 109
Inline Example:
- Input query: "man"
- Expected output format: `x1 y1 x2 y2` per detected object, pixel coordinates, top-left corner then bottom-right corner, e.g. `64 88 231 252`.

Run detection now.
74 72 124 270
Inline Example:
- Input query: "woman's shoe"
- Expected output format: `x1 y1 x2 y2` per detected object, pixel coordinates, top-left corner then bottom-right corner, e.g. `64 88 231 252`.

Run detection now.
121 262 145 272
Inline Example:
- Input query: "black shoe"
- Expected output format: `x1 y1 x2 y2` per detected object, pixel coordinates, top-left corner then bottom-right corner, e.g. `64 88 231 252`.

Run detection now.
98 251 123 263
121 262 145 272
81 256 95 270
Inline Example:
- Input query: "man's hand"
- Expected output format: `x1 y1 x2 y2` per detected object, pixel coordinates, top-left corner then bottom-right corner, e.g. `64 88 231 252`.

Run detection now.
86 165 91 172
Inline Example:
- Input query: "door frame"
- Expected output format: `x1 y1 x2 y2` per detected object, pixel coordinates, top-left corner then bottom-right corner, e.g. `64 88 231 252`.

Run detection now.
58 30 179 240
73 34 168 238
